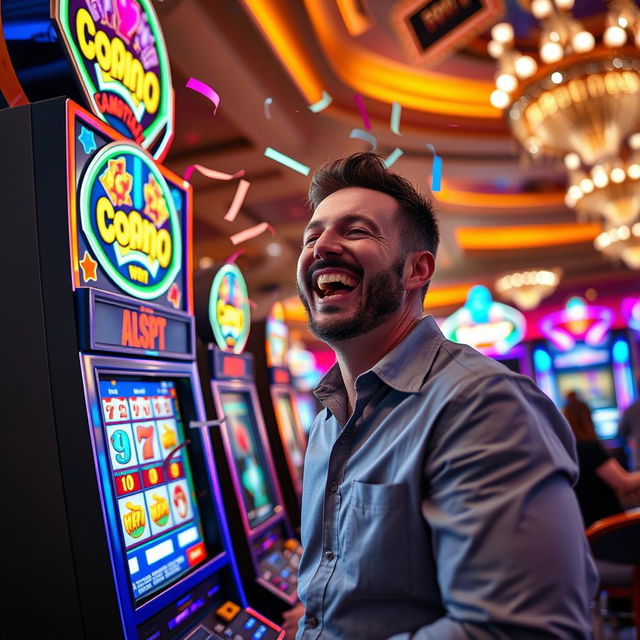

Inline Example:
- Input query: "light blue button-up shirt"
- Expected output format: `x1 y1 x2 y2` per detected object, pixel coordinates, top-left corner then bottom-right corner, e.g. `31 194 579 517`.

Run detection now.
297 316 598 639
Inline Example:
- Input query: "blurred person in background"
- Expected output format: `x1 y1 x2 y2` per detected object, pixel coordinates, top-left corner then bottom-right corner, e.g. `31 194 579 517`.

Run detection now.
618 384 640 471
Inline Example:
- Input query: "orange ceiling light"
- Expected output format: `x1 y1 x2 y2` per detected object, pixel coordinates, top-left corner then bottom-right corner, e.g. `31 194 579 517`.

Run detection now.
241 0 499 117
303 0 497 117
241 0 325 102
335 0 372 37
456 222 601 250
424 283 473 309
435 185 566 209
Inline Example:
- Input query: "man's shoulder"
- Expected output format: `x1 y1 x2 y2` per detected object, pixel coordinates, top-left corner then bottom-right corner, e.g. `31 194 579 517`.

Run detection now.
428 337 527 390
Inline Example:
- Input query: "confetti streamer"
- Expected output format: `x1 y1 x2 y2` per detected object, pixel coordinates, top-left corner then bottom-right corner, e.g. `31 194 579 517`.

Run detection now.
349 128 377 150
264 97 273 119
230 222 275 246
224 179 251 222
426 144 442 192
264 147 310 175
308 90 333 113
353 94 371 130
184 164 245 182
383 148 404 168
186 77 220 115
225 249 245 264
390 102 402 135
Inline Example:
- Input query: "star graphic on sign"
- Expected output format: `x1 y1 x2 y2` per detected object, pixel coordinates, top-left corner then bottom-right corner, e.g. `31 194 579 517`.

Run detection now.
77 126 97 154
167 283 181 309
79 251 98 282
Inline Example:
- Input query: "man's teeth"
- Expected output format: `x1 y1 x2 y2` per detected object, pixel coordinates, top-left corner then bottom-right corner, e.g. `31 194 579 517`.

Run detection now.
317 273 358 291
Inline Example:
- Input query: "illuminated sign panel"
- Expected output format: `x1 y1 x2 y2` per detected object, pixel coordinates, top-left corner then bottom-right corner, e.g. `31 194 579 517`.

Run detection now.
392 0 504 66
209 264 251 354
68 103 191 312
53 0 174 159
79 141 181 299
441 285 525 356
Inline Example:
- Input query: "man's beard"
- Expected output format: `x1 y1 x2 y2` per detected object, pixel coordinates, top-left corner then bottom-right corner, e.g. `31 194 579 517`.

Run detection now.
297 258 405 342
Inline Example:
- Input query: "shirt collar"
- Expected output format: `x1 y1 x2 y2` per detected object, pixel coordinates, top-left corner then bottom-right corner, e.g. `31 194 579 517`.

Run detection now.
313 315 445 409
371 315 444 393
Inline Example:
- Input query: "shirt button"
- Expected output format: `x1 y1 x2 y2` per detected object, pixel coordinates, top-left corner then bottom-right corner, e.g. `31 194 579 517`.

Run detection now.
307 616 318 628
330 481 339 492
325 550 334 561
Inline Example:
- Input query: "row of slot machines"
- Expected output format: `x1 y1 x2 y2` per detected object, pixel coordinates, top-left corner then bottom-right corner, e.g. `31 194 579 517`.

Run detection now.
4 99 309 639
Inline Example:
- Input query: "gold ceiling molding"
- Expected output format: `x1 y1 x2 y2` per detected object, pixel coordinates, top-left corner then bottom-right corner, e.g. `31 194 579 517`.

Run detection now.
241 0 500 117
456 221 601 250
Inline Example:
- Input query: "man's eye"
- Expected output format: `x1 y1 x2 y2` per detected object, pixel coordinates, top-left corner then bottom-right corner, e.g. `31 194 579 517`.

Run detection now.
347 228 368 236
304 236 318 246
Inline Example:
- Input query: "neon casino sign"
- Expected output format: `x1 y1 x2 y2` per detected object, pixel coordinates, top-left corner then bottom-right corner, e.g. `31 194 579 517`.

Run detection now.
52 0 174 159
209 264 251 355
440 285 526 356
538 296 613 351
79 141 182 300
266 301 288 368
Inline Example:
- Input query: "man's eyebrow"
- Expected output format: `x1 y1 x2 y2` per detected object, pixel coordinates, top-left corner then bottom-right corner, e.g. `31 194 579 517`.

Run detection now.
303 214 381 236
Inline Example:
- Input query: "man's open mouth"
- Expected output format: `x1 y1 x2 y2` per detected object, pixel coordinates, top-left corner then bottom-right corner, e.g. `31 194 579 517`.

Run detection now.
312 270 360 300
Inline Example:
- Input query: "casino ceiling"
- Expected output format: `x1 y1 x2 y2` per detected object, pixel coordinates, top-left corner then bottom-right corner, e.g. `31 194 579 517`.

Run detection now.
141 1 640 321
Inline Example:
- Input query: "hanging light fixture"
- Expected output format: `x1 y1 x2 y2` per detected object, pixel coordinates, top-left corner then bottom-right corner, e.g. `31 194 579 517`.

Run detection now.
494 268 562 310
488 0 640 265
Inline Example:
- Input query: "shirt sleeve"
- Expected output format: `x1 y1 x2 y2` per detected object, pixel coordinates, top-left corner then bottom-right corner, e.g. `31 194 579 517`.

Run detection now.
388 374 598 640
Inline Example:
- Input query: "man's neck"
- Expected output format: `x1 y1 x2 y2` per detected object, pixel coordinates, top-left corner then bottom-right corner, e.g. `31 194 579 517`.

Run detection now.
331 308 423 413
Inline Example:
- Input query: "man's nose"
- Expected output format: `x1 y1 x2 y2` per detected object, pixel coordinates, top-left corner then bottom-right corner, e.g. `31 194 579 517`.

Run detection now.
313 229 343 259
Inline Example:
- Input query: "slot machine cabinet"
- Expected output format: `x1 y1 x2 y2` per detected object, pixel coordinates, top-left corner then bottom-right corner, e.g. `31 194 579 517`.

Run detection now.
246 302 307 530
2 99 282 640
195 266 302 618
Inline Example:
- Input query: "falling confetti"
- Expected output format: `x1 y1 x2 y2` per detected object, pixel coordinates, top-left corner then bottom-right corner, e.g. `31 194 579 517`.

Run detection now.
383 148 404 168
308 90 333 113
264 97 273 119
353 94 371 130
264 147 310 176
426 144 442 192
184 164 245 182
349 128 377 150
390 102 402 135
186 77 220 115
224 179 251 222
230 222 276 246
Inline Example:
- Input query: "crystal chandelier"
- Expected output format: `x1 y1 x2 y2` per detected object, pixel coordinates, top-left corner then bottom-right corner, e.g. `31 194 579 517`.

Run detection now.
488 0 640 265
494 268 562 310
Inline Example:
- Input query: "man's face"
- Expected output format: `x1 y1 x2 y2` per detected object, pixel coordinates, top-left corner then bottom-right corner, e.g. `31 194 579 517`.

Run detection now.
296 187 408 342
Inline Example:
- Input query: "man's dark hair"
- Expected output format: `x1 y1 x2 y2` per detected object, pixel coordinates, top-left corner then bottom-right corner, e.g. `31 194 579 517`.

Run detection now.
308 152 440 258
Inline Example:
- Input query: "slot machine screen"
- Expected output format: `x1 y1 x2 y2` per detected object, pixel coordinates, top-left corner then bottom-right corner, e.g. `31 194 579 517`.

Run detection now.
273 391 305 487
98 377 212 603
218 390 279 529
556 367 616 410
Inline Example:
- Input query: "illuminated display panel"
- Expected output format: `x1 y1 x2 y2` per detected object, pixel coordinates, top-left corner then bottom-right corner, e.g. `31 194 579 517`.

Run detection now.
556 367 616 411
98 376 211 602
273 392 305 488
219 390 279 529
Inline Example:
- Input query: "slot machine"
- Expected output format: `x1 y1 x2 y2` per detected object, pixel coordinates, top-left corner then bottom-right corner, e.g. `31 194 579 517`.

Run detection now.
2 98 282 640
247 301 307 529
195 266 302 616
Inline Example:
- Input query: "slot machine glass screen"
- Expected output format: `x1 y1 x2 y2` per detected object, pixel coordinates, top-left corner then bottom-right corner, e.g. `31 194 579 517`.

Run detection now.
273 392 305 487
219 390 279 529
98 377 210 603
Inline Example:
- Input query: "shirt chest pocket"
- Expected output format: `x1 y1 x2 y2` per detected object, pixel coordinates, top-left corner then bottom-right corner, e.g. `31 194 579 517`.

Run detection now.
344 481 411 597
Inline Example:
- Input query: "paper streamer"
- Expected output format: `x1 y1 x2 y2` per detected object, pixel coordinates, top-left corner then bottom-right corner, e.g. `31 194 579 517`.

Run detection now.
225 249 245 264
390 102 402 135
224 179 251 222
264 147 310 176
383 148 404 168
186 77 220 115
264 97 273 119
349 128 377 150
230 222 275 246
353 94 371 130
184 164 245 182
426 144 442 192
309 90 333 113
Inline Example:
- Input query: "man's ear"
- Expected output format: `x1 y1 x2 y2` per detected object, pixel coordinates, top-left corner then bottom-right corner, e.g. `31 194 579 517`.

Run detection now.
405 251 435 292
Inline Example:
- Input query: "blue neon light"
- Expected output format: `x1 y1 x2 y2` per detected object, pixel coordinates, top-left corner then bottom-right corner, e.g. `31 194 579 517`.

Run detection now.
533 349 552 373
613 339 630 363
